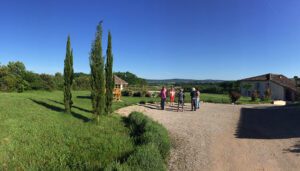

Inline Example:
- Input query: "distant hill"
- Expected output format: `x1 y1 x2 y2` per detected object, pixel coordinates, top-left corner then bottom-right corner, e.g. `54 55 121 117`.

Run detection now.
146 79 226 84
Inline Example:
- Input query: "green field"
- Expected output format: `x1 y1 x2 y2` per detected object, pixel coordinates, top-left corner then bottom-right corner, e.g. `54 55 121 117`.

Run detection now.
0 90 270 169
0 91 167 170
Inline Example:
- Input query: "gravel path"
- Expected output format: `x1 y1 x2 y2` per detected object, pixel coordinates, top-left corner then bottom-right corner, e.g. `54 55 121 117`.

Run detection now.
116 103 300 171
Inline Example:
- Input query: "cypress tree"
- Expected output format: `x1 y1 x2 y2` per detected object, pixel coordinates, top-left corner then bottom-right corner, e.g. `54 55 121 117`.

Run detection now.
105 31 114 114
63 35 74 114
90 22 106 121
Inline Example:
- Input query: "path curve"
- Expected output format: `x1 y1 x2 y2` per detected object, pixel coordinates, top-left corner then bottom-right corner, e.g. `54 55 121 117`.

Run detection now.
116 103 300 171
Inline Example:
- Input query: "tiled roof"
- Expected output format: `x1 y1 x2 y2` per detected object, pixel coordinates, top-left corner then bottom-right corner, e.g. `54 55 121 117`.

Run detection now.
114 75 128 85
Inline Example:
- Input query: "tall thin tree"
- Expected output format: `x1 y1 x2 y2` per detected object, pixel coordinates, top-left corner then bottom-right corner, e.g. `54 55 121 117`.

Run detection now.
63 36 74 113
90 22 106 121
105 31 114 114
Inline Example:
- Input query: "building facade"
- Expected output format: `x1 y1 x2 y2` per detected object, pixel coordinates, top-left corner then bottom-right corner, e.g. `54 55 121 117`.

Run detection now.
240 74 299 101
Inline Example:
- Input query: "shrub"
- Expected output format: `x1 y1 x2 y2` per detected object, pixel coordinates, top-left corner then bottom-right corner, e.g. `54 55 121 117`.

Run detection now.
133 91 142 97
104 162 130 171
139 100 146 105
148 100 155 104
251 90 259 101
128 112 148 136
127 112 170 160
229 91 241 103
263 88 271 100
141 122 170 159
122 90 133 97
145 92 152 98
126 144 166 171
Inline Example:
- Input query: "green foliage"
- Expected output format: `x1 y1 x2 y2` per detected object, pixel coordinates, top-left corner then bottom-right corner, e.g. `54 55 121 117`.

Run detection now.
251 90 259 101
229 91 241 103
263 88 271 100
115 71 147 86
126 144 166 171
180 81 240 94
139 100 146 104
63 36 74 114
122 90 133 97
0 62 63 92
90 22 106 118
73 75 90 90
127 112 170 160
53 72 64 90
105 31 114 114
0 91 136 170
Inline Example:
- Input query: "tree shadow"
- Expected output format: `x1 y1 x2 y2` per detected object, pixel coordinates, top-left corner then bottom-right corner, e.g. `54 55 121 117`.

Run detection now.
235 106 300 139
30 99 90 122
77 95 91 99
48 99 93 113
141 103 192 112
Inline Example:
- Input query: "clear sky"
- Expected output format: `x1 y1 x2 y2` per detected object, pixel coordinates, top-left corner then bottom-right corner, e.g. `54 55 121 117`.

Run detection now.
0 0 299 80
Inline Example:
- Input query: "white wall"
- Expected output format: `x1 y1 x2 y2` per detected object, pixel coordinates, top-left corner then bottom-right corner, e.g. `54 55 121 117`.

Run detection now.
269 82 285 100
240 81 285 100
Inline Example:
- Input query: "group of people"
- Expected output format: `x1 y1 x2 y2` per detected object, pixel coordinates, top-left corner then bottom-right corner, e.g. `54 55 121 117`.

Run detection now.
160 86 201 112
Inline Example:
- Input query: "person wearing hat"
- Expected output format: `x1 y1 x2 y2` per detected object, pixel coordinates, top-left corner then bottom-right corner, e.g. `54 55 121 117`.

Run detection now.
190 87 197 111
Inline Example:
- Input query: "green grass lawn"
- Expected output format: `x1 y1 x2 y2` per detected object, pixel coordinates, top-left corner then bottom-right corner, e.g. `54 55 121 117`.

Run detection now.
0 91 157 170
0 90 270 169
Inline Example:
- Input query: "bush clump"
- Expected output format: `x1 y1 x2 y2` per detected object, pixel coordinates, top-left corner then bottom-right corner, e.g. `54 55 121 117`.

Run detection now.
127 112 170 159
126 144 166 171
139 100 146 105
148 100 155 104
251 90 259 101
133 91 142 97
145 92 152 98
229 91 241 103
122 90 133 97
104 112 170 171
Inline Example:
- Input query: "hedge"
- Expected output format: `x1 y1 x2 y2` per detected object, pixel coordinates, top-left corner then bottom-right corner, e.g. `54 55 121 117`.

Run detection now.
104 112 170 171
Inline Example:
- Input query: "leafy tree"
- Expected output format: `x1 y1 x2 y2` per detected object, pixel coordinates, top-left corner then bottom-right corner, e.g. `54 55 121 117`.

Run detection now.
53 72 64 90
40 74 55 91
90 22 106 120
114 71 147 85
105 31 114 114
63 36 74 114
73 75 90 90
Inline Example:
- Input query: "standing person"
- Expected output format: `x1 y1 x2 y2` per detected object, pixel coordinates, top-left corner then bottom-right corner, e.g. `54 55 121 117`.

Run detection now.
196 88 201 109
169 86 176 106
160 86 167 110
190 87 197 111
177 89 185 112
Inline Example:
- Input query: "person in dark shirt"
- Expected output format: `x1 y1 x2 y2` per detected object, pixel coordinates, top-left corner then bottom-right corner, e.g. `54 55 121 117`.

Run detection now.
177 89 185 112
190 87 197 111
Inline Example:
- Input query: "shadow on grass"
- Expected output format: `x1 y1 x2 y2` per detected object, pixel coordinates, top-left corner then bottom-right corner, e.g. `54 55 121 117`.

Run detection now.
235 106 300 139
77 95 91 99
30 99 90 122
48 99 93 113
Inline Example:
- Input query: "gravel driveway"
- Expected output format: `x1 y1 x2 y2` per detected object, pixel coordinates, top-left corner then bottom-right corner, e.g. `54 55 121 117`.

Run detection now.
116 103 300 171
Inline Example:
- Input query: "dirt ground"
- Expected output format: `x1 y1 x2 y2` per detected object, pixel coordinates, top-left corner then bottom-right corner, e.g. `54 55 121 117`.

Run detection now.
116 102 300 171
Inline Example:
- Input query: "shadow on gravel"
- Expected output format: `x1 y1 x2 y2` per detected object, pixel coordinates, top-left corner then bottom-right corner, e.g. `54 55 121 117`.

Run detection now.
142 103 192 112
30 99 90 122
235 106 300 139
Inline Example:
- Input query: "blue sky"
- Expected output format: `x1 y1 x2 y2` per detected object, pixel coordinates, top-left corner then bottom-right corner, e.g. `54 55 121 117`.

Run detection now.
0 0 299 80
